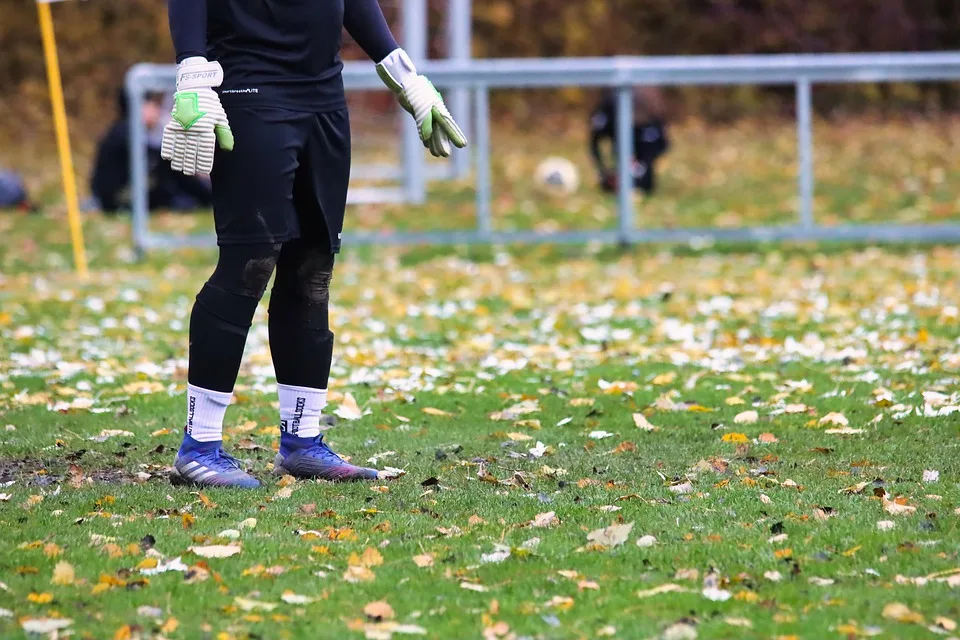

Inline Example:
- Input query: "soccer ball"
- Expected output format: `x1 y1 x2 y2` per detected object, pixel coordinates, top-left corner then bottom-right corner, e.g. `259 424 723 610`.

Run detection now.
534 156 580 197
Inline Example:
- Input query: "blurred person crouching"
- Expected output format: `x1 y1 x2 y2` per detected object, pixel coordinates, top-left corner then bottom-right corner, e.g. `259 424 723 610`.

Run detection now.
589 86 669 195
90 88 213 214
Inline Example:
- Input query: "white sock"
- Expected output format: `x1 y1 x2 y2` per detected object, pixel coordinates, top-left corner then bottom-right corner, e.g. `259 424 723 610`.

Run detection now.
185 383 232 442
278 383 327 439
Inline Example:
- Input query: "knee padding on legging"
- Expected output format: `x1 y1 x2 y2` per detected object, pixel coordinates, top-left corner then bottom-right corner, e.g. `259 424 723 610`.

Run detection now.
268 243 334 332
195 243 281 331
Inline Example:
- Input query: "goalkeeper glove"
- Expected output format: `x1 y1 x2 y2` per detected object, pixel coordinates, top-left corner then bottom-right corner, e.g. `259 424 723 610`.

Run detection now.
160 57 234 176
376 49 467 158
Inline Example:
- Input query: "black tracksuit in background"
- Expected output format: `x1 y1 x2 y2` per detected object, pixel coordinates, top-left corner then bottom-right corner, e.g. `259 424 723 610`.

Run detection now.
589 91 669 194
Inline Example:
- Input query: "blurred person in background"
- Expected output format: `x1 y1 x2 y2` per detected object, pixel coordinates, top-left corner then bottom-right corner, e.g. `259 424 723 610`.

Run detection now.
590 86 670 195
90 88 213 214
0 168 35 212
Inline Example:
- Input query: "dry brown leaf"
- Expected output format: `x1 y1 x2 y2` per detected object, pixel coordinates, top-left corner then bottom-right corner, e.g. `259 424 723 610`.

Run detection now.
363 601 395 621
412 554 434 568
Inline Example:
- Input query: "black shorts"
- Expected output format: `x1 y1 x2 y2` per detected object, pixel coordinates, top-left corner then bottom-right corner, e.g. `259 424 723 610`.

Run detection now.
211 107 350 252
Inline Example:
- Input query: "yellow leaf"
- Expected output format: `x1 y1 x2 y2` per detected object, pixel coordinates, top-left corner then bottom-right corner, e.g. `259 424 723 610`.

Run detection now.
348 547 383 568
422 407 453 417
725 396 745 405
51 561 75 586
27 592 54 604
505 432 533 442
882 602 924 624
569 398 594 407
652 372 676 386
842 545 862 557
773 548 793 560
544 595 575 611
113 626 133 640
136 557 158 570
182 513 196 529
343 566 375 583
42 543 62 558
160 618 179 634
722 433 749 444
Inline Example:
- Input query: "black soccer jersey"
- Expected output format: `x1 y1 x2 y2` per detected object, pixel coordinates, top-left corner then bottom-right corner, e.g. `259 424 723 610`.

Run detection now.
168 0 399 112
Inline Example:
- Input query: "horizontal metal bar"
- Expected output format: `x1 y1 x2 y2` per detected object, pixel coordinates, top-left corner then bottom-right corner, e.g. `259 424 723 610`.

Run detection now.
126 52 960 95
351 162 459 181
141 224 960 251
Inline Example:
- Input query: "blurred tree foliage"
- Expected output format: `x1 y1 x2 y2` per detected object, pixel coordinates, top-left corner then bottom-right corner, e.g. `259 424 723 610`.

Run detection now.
1 0 957 142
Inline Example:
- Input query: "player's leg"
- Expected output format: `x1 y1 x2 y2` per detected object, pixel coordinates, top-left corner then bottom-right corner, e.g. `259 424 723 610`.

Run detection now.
172 242 280 487
268 108 378 481
172 107 308 488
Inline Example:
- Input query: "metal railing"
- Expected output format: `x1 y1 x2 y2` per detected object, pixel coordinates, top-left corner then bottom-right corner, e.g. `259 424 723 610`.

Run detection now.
125 52 960 254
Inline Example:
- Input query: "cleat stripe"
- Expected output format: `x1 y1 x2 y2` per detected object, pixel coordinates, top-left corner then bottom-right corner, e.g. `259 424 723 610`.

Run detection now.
181 461 200 473
194 470 217 483
187 466 210 480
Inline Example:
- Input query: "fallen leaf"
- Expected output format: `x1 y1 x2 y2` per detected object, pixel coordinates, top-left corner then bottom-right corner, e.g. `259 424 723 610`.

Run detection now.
818 412 849 427
160 618 179 634
530 511 559 528
636 535 657 548
422 407 453 417
234 597 278 612
412 554 434 568
189 545 241 559
21 618 73 634
633 413 659 431
27 592 53 604
883 496 917 516
923 470 939 483
505 432 533 442
348 547 384 568
588 430 614 439
636 584 688 599
877 520 896 531
586 521 634 548
460 582 488 592
882 602 924 624
702 586 732 601
280 591 314 604
51 561 74 586
826 427 865 435
721 432 749 443
334 393 365 420
343 566 376 583
734 410 758 424
544 595 575 610
363 601 395 621
758 433 778 444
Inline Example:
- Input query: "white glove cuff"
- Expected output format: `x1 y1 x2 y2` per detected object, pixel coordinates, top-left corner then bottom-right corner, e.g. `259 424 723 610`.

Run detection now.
176 57 224 91
378 48 418 91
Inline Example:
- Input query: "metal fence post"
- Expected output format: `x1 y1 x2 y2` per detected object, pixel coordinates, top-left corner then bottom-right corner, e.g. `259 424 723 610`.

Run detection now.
401 0 428 203
474 85 491 237
615 86 634 245
126 72 149 259
796 77 815 229
447 0 472 180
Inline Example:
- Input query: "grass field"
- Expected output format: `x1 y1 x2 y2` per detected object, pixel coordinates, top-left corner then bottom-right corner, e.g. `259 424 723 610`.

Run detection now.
1 119 960 639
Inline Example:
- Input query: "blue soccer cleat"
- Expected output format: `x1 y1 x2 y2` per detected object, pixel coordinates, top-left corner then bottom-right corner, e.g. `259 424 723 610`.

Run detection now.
274 433 379 481
171 435 261 489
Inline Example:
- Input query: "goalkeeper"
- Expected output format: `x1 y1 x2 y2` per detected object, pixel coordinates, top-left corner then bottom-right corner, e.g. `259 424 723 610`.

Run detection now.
163 0 466 488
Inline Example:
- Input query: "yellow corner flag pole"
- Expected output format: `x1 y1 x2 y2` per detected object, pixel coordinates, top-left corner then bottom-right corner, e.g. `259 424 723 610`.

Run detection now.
37 0 89 279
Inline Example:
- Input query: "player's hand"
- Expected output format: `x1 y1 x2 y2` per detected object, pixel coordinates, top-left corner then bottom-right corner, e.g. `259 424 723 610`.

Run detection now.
161 57 234 176
376 48 467 158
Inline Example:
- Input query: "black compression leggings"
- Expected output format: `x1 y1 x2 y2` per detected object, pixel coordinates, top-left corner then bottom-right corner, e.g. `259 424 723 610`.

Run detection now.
187 239 334 393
